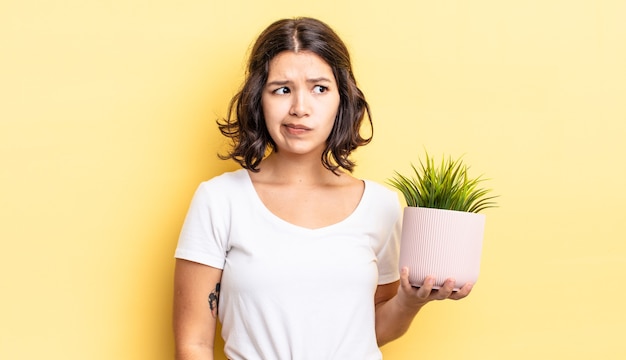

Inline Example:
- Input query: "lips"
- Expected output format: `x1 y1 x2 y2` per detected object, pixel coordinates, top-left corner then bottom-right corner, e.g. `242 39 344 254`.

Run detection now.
284 124 311 130
283 123 311 135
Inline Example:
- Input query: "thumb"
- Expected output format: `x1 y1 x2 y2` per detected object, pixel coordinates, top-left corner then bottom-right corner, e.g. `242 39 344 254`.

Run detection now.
399 266 412 291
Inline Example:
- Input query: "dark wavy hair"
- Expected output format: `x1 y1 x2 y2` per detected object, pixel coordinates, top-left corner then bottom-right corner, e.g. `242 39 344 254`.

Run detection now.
217 17 373 173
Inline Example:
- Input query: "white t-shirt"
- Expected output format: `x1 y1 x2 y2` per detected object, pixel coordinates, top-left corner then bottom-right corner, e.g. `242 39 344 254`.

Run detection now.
175 169 401 360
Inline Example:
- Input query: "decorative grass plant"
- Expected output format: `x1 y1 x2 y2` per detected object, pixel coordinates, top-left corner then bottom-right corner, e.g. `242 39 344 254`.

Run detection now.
388 153 498 213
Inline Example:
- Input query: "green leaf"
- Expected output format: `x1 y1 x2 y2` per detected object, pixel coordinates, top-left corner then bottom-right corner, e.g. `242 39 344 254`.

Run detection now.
387 152 499 213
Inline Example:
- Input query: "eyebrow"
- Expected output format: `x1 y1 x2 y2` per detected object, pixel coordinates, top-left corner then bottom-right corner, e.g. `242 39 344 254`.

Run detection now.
266 77 333 87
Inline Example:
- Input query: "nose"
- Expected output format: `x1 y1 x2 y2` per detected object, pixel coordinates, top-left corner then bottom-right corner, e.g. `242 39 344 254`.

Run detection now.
289 91 310 117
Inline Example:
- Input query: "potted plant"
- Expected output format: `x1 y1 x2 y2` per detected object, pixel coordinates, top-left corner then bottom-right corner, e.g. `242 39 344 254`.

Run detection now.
388 152 497 291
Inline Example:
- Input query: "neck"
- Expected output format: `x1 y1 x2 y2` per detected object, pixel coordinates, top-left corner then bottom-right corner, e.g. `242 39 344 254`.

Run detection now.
255 152 343 185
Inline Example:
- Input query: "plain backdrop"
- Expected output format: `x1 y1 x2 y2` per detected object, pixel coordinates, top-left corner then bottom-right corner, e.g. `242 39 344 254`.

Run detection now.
1 0 625 359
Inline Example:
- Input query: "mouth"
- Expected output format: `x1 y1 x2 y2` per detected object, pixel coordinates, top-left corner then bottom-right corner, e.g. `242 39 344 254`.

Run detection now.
283 123 311 134
284 123 311 130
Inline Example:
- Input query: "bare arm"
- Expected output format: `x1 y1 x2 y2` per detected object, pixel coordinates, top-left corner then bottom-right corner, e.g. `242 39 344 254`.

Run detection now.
374 267 473 347
173 259 223 360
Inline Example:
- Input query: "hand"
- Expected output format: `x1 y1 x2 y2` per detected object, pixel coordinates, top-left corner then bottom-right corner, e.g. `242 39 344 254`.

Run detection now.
397 266 473 310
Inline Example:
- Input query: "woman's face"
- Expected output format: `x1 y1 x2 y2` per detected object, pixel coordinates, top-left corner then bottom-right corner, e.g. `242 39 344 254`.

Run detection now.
261 50 340 157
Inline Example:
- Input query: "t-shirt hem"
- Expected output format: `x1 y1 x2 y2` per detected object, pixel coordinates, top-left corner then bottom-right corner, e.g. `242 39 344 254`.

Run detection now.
174 249 225 270
378 273 401 285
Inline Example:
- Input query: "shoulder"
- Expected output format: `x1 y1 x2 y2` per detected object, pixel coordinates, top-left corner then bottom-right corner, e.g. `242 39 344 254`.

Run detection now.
363 180 400 205
361 179 403 221
196 169 248 193
191 169 249 206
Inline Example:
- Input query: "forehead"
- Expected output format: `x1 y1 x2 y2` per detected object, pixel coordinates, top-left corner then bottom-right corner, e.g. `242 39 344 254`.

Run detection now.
267 51 336 81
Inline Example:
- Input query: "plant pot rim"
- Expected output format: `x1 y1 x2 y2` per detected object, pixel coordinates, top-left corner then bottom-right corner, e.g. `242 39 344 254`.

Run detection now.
404 206 486 216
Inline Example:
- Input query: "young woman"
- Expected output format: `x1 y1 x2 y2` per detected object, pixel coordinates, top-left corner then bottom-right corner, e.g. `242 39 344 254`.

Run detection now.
173 17 472 360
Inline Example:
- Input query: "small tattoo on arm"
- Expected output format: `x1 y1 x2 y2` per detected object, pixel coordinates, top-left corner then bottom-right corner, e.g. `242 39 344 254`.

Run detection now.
208 283 220 318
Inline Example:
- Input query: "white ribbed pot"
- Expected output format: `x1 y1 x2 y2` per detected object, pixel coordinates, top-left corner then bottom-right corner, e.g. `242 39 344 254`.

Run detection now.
399 207 485 291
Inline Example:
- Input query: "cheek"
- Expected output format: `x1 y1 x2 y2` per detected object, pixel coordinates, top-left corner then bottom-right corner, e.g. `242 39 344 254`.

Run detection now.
261 97 285 122
328 98 341 123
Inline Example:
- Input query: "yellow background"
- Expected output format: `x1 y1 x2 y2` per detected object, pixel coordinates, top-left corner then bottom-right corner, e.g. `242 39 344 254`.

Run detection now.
1 0 625 359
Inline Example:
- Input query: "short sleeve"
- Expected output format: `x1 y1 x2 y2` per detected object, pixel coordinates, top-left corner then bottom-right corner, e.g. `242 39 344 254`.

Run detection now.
174 182 230 269
376 209 401 285
372 185 402 285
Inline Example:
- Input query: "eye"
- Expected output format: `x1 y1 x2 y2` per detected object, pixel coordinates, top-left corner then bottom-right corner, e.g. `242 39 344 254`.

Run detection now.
313 85 328 94
272 87 290 95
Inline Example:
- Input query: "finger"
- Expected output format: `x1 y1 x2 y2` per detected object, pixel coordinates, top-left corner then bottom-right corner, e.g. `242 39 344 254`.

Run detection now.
417 275 436 299
400 267 431 299
433 278 455 300
399 267 413 292
449 282 473 300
